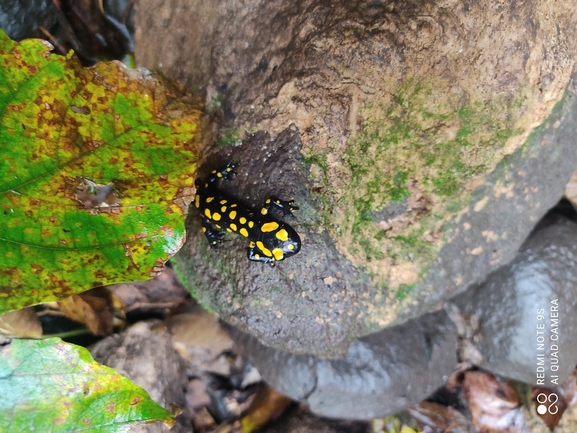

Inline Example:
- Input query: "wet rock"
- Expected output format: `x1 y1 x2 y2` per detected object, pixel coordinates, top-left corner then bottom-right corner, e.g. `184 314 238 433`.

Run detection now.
143 0 577 358
451 216 577 386
174 126 371 358
228 310 457 419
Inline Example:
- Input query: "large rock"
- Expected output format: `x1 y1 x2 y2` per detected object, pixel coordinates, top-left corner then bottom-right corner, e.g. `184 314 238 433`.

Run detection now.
228 310 457 419
137 0 577 356
451 215 577 386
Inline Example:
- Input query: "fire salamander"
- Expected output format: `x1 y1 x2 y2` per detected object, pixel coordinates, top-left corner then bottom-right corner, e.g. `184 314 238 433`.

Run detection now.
194 162 301 266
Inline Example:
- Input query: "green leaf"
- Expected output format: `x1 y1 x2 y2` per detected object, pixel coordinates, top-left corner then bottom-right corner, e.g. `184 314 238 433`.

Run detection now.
0 337 174 432
0 31 201 313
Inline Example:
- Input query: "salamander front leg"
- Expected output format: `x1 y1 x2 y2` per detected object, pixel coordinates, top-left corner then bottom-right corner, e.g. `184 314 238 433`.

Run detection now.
259 196 298 217
208 161 238 184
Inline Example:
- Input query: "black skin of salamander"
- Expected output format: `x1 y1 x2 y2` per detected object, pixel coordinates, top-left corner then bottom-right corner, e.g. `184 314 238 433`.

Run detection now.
194 162 301 266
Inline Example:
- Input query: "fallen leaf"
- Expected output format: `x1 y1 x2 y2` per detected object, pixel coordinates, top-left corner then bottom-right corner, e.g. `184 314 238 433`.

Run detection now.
0 307 42 338
241 386 293 432
462 371 528 433
58 287 115 336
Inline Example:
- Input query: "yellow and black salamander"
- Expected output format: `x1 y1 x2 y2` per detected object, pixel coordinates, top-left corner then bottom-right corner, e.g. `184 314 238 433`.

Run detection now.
194 162 301 266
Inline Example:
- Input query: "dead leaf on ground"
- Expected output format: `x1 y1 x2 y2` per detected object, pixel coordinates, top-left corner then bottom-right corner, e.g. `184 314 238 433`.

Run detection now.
111 267 188 311
241 386 293 433
168 304 233 352
0 307 42 338
58 287 117 336
165 302 235 376
462 371 528 433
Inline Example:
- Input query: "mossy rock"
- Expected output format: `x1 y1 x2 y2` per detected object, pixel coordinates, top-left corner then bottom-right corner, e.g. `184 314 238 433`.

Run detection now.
139 0 577 356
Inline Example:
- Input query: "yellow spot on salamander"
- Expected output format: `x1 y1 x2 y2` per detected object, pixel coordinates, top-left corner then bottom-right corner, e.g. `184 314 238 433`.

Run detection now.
204 209 212 219
220 199 227 204
261 222 279 232
230 223 237 231
287 244 295 250
212 212 221 221
255 253 260 259
226 228 232 233
240 228 249 237
265 198 271 204
215 224 221 229
230 204 237 208
275 229 289 241
195 194 200 208
272 248 284 261
256 241 273 257
239 217 247 224
206 197 214 203
229 210 237 220
249 241 256 247
202 227 207 233
217 172 223 178
261 208 268 215
221 206 227 212
248 221 254 228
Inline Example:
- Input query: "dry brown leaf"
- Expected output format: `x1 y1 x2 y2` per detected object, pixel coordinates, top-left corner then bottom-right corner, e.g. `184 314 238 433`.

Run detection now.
192 406 218 432
240 386 292 432
0 307 42 338
58 287 115 336
462 371 528 433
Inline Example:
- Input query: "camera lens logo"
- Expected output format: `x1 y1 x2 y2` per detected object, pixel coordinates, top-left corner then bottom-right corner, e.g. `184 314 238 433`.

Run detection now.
536 392 559 415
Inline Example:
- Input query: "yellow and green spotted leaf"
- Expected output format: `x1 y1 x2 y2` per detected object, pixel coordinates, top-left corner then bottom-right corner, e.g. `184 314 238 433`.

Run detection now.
0 337 174 432
0 31 202 313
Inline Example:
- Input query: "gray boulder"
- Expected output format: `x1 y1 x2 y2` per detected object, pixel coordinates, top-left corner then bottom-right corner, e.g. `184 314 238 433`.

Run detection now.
228 309 457 419
452 216 577 386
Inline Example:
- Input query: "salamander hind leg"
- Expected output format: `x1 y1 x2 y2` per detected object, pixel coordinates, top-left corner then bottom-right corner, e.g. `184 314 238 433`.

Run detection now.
247 241 276 266
202 218 226 249
259 196 299 217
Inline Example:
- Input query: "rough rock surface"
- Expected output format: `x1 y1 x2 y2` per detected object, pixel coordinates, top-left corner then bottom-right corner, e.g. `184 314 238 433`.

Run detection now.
451 215 577 386
227 310 457 419
174 126 373 358
137 0 577 357
90 321 190 433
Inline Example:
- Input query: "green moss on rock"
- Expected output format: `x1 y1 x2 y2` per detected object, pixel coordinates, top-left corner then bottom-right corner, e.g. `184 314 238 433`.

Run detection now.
308 78 525 291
